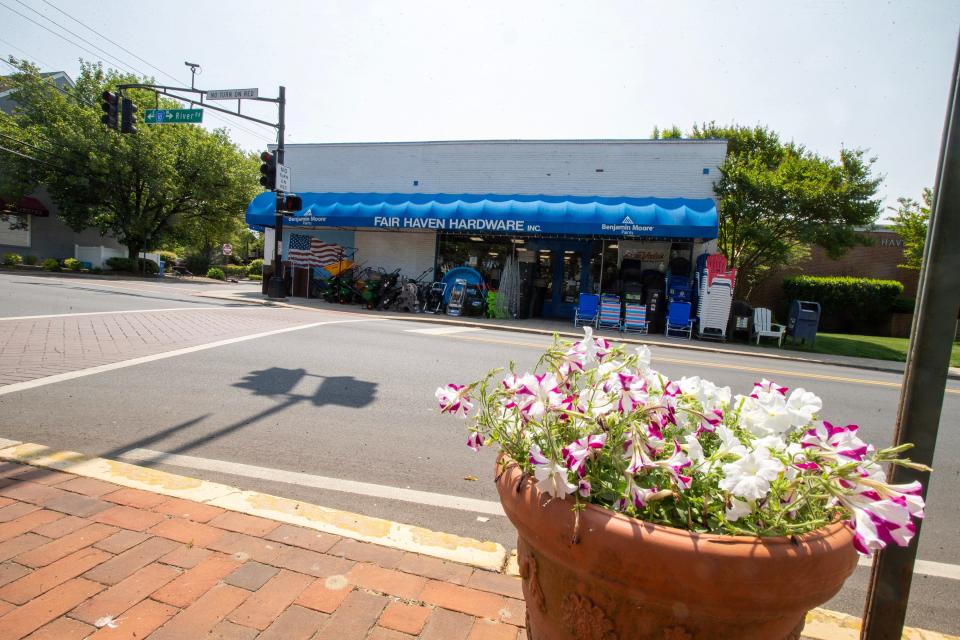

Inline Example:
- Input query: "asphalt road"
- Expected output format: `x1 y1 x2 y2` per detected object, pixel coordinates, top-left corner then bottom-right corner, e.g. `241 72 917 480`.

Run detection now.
0 272 958 633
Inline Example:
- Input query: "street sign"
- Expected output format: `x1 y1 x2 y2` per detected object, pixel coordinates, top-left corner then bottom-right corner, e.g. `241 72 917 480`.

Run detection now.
206 88 259 101
277 163 291 192
222 243 233 256
144 109 203 124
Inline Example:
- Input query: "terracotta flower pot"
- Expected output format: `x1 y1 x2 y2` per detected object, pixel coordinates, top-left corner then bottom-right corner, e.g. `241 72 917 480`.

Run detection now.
495 457 858 640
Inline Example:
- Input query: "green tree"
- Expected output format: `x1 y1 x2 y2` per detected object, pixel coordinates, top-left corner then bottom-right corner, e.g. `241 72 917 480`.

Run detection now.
888 188 932 270
657 123 883 296
0 59 259 258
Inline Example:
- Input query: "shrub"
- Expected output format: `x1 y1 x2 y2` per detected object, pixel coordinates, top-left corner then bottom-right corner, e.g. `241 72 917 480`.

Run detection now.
24 255 37 265
1 252 23 266
248 258 264 275
891 298 915 314
156 250 178 264
248 273 262 281
63 258 82 271
90 267 103 274
184 254 211 276
137 258 159 275
782 275 904 334
41 258 60 271
206 267 225 280
223 264 248 278
106 257 137 272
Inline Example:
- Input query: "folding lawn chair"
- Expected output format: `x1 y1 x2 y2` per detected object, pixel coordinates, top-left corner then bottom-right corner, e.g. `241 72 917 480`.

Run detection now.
574 293 600 328
622 303 648 334
751 307 786 347
597 294 623 331
665 301 693 339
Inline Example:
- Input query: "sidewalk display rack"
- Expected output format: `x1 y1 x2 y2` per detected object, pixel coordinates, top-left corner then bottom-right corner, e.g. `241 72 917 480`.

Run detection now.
695 254 737 341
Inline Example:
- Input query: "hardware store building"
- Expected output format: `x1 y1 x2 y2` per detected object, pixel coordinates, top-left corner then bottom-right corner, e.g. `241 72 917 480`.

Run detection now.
246 139 727 319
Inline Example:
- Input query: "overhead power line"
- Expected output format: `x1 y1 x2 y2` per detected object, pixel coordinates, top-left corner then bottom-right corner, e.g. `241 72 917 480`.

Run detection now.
2 0 141 79
0 1 276 145
0 36 55 69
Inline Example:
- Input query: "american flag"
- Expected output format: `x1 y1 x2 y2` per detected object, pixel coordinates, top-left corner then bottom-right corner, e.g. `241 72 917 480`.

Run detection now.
287 234 343 267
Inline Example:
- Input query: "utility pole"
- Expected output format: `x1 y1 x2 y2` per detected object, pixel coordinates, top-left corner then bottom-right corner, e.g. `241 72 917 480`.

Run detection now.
860 30 960 639
266 86 286 300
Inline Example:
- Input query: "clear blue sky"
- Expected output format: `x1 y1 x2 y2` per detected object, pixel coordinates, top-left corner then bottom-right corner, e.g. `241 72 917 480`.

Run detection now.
1 0 957 213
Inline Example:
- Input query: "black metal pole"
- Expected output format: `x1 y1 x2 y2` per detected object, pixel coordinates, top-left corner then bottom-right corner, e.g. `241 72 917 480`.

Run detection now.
266 85 287 300
860 30 960 639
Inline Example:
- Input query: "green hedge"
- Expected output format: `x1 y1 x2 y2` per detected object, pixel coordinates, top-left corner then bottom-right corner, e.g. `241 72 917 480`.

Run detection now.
783 276 903 334
105 257 158 274
41 258 60 271
248 259 263 275
63 258 82 271
223 264 248 278
184 255 211 275
206 267 225 280
1 252 22 266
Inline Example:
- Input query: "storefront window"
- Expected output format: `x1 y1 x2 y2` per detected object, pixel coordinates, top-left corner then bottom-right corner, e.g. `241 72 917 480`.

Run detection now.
436 235 515 288
562 251 581 303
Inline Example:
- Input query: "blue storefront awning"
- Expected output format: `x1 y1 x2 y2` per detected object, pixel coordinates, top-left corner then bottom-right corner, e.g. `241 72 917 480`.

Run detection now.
245 192 718 240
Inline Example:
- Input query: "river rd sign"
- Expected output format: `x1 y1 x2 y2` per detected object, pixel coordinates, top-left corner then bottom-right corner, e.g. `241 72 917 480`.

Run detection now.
144 109 203 124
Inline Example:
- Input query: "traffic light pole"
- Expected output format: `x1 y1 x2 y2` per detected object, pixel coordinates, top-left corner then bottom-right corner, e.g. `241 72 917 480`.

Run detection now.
266 85 287 300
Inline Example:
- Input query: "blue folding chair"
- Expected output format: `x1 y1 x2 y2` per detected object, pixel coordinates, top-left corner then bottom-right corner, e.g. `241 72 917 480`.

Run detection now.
574 293 600 327
665 301 693 339
597 294 622 331
623 303 648 334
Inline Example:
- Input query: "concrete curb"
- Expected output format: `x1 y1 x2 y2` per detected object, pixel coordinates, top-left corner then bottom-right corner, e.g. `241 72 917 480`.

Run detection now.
0 436 955 639
194 290 960 382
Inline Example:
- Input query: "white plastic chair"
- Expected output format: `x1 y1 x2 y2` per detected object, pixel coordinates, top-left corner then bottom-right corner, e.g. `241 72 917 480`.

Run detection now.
752 307 786 347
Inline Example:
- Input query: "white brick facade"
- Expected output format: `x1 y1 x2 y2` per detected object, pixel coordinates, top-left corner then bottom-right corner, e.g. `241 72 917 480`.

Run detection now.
279 139 726 201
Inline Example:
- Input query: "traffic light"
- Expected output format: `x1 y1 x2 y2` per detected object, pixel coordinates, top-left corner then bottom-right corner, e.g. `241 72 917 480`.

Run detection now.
100 91 118 129
282 194 302 212
259 151 276 190
120 98 138 134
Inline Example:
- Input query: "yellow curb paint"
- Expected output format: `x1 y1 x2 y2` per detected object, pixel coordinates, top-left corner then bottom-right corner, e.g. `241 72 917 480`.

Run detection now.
0 438 22 450
210 490 506 572
803 608 960 640
505 549 520 577
0 442 238 503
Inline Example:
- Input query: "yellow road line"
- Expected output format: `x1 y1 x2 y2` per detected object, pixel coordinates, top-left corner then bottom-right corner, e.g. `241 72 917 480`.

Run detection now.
452 334 960 396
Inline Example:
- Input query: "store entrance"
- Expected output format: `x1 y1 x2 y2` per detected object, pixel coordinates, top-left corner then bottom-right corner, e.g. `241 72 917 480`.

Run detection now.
529 239 595 319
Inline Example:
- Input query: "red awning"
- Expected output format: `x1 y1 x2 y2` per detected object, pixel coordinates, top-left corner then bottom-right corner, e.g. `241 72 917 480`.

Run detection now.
0 196 49 217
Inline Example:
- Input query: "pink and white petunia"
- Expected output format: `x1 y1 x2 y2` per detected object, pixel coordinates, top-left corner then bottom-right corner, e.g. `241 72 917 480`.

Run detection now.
568 326 611 365
624 424 665 474
516 373 570 419
605 371 649 413
625 476 660 510
697 408 724 434
435 384 473 418
528 443 550 467
466 431 484 452
534 461 577 499
656 440 693 491
578 478 592 498
751 378 789 398
801 421 871 461
561 433 607 477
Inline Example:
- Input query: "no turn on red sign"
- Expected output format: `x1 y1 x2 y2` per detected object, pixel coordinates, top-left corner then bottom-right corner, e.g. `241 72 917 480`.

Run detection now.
222 243 233 256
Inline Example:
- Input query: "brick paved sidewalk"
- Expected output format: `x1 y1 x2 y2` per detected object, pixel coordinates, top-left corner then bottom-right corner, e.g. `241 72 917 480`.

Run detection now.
0 462 526 640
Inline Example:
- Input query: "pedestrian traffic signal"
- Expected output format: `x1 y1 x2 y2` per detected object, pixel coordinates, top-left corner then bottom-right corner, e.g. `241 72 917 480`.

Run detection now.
120 98 138 134
259 151 276 190
100 91 118 129
283 195 302 212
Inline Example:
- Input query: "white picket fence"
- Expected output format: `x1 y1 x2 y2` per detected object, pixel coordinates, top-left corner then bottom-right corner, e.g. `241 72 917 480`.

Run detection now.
74 245 127 269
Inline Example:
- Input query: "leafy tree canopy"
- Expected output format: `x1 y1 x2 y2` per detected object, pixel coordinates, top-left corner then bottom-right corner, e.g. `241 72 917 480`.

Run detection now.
0 59 260 258
654 122 883 295
888 188 931 270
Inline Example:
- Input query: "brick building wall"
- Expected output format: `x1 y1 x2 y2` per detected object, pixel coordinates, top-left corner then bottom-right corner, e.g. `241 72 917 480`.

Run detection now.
748 230 919 319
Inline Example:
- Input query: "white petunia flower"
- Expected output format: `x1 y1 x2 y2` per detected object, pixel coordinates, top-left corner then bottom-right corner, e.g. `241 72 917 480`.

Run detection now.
719 447 785 501
725 498 753 522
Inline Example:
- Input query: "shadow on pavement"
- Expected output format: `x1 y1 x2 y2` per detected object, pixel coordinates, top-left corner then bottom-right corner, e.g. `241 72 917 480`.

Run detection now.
110 367 378 460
